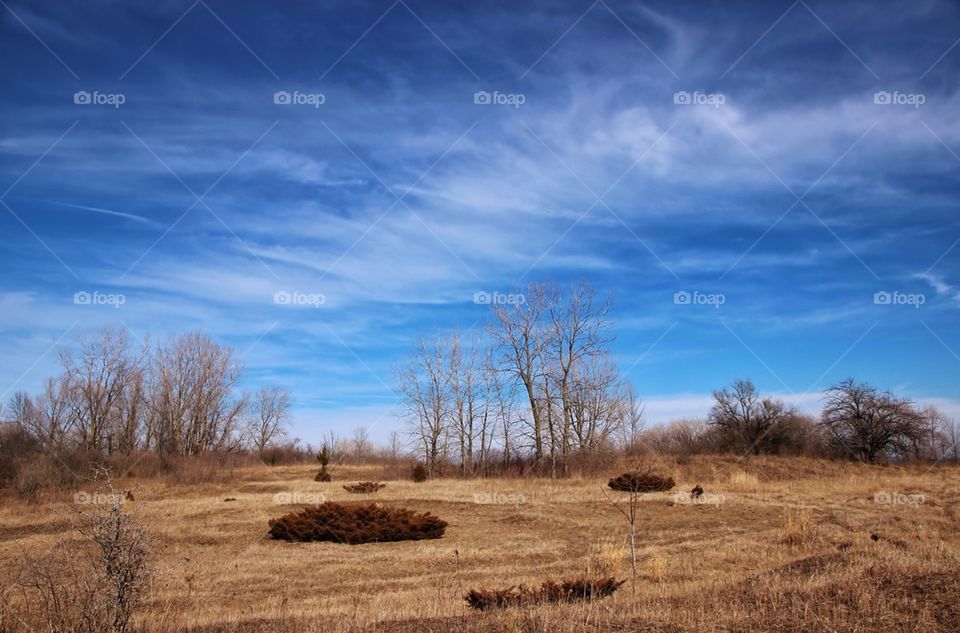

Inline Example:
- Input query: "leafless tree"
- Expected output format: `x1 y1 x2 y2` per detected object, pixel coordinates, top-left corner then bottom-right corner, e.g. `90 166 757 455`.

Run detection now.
351 426 371 462
59 327 147 453
146 332 246 456
566 352 627 454
708 379 796 455
547 281 611 460
386 430 404 459
246 386 291 453
820 378 925 463
618 383 645 450
943 417 960 462
395 331 451 475
490 283 551 464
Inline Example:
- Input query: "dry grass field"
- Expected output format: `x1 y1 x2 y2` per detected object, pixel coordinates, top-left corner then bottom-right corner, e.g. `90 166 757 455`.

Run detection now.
2 455 959 632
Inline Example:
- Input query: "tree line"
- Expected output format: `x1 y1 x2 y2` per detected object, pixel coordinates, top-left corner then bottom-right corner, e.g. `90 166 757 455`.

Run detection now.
3 327 291 457
395 281 642 477
396 281 960 473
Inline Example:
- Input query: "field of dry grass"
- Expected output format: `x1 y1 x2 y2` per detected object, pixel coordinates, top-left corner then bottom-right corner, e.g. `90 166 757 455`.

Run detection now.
2 455 959 632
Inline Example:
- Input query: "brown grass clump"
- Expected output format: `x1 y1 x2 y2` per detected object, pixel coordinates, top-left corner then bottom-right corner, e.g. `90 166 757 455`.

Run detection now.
781 509 817 546
267 502 447 544
587 538 626 577
464 577 625 611
608 471 675 493
342 481 386 494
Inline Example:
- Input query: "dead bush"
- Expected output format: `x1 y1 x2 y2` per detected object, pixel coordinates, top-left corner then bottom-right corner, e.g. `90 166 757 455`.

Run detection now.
411 463 428 482
464 577 625 610
267 502 447 544
342 481 386 494
607 471 675 493
1 471 151 632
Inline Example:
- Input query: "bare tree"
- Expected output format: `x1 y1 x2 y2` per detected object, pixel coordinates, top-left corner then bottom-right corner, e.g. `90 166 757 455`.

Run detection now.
146 332 246 455
351 426 371 462
708 379 796 455
943 417 960 462
566 352 627 454
820 378 925 463
395 331 451 475
246 386 291 453
59 328 147 454
490 284 551 465
387 430 404 459
547 281 611 461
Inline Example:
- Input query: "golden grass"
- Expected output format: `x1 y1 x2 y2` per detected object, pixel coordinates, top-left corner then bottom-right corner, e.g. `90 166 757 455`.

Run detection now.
2 456 959 632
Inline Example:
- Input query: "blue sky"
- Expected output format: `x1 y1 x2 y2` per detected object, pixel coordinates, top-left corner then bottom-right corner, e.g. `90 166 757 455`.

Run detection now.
2 0 959 444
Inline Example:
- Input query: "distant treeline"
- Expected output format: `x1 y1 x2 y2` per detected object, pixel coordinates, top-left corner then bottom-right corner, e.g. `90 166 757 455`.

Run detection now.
393 281 959 475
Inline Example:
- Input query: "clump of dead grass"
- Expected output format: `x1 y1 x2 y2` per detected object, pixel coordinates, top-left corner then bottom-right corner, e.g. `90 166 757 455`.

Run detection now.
464 577 625 611
587 538 626 577
342 481 386 494
781 508 817 545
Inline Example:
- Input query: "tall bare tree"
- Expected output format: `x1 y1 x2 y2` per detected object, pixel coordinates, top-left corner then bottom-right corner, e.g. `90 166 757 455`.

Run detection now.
146 332 246 455
547 281 611 460
246 386 291 453
490 284 551 464
395 331 450 475
59 327 147 453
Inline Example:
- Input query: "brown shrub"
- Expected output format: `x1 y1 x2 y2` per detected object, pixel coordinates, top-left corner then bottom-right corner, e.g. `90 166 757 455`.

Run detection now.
313 470 331 482
464 577 625 611
342 481 386 494
607 471 675 493
267 503 446 544
411 463 428 482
